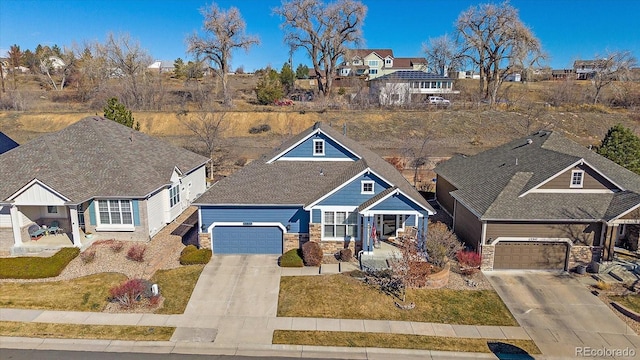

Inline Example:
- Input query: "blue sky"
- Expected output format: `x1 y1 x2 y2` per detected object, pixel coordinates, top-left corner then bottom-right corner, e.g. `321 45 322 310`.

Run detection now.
1 0 639 72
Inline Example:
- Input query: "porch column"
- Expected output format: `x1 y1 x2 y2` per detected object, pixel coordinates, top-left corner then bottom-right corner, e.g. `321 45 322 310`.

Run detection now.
69 206 82 247
9 204 22 246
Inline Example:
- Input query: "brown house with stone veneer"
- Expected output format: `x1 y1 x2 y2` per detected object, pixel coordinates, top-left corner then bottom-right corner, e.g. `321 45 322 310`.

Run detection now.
434 130 640 271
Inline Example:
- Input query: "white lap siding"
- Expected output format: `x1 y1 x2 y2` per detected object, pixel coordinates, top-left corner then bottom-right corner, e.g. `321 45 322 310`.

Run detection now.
0 206 10 228
146 189 167 237
181 166 207 202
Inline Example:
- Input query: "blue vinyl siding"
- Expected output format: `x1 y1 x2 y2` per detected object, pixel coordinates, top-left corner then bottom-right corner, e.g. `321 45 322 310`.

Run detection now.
132 200 140 226
279 133 358 160
318 173 390 206
406 215 416 227
370 193 426 212
200 206 309 233
88 200 96 225
213 226 283 254
312 209 321 223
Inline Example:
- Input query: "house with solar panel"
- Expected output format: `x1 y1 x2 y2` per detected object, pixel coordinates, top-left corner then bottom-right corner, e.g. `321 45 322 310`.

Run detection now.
369 70 459 105
195 122 436 256
337 49 428 80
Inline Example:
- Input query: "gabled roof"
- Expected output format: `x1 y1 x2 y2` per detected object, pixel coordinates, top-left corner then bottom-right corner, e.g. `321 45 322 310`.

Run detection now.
371 70 451 82
0 117 209 203
0 132 19 154
348 49 394 59
435 131 640 221
391 58 427 68
196 122 435 213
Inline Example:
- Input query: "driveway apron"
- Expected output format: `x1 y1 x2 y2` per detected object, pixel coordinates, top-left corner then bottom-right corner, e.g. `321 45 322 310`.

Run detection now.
485 271 640 358
172 254 282 346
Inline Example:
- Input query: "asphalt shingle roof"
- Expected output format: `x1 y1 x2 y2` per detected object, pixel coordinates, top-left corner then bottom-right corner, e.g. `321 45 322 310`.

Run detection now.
0 117 209 203
435 131 640 221
196 123 435 213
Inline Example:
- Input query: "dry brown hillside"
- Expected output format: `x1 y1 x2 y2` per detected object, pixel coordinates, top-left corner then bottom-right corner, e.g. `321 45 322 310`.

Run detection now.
1 108 637 159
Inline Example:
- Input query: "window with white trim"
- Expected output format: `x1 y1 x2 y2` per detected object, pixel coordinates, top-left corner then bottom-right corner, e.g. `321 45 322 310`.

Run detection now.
47 206 58 214
361 180 375 194
97 200 133 225
313 139 325 156
368 59 380 67
385 58 392 65
570 170 584 188
323 211 358 239
169 184 180 208
369 69 378 75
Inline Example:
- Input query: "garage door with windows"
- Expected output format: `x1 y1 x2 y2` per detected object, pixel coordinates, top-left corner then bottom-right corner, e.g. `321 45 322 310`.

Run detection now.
493 241 568 270
212 226 283 254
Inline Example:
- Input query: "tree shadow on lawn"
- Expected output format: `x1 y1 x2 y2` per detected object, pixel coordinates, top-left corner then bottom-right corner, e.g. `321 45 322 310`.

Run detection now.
488 341 535 359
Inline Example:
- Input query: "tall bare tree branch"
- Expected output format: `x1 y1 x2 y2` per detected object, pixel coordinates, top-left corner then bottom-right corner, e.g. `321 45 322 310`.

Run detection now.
188 3 260 107
274 0 366 97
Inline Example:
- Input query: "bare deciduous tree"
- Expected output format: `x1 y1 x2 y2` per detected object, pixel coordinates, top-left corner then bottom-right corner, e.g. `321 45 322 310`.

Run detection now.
38 47 76 91
8 44 22 90
422 34 462 76
188 3 259 107
455 1 544 105
98 33 152 107
274 0 367 97
177 110 227 180
589 50 637 104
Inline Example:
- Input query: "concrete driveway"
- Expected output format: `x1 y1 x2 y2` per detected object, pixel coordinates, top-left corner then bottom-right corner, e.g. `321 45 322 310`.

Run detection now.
485 271 640 358
172 254 282 346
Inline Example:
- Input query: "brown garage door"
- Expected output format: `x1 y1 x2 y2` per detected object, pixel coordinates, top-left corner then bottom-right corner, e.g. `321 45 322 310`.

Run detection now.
494 242 568 270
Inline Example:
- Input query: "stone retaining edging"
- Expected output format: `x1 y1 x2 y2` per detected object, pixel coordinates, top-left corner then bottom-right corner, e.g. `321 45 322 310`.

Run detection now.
611 301 640 322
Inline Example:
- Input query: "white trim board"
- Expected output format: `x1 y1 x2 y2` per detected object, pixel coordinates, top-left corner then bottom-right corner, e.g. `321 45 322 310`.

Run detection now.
266 128 361 164
520 158 625 197
207 221 288 234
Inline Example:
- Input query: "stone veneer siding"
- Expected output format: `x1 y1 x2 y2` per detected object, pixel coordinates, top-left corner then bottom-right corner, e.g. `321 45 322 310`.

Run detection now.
284 233 310 253
309 223 356 254
568 245 602 270
480 245 495 271
199 233 211 249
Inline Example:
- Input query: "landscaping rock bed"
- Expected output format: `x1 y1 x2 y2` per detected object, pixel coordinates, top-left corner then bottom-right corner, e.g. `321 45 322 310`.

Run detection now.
445 260 493 291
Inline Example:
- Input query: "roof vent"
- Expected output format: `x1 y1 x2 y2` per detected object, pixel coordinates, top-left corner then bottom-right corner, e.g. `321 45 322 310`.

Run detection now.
526 138 533 145
319 168 324 176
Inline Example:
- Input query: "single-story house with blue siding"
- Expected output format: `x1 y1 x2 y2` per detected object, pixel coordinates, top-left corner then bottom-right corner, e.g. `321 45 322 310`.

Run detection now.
195 122 436 255
0 117 209 251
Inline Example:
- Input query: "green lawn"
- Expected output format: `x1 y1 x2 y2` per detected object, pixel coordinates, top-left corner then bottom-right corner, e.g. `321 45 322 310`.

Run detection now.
273 330 540 354
278 273 517 326
0 265 205 314
610 294 640 313
0 273 127 311
151 264 205 314
0 321 174 341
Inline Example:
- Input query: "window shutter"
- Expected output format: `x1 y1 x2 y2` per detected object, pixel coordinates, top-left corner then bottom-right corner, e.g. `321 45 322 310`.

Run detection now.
132 200 140 226
88 200 96 225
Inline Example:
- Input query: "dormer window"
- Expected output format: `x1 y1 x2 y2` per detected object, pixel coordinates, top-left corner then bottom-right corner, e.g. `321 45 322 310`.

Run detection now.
361 180 374 194
313 139 325 156
385 58 392 65
570 170 584 188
